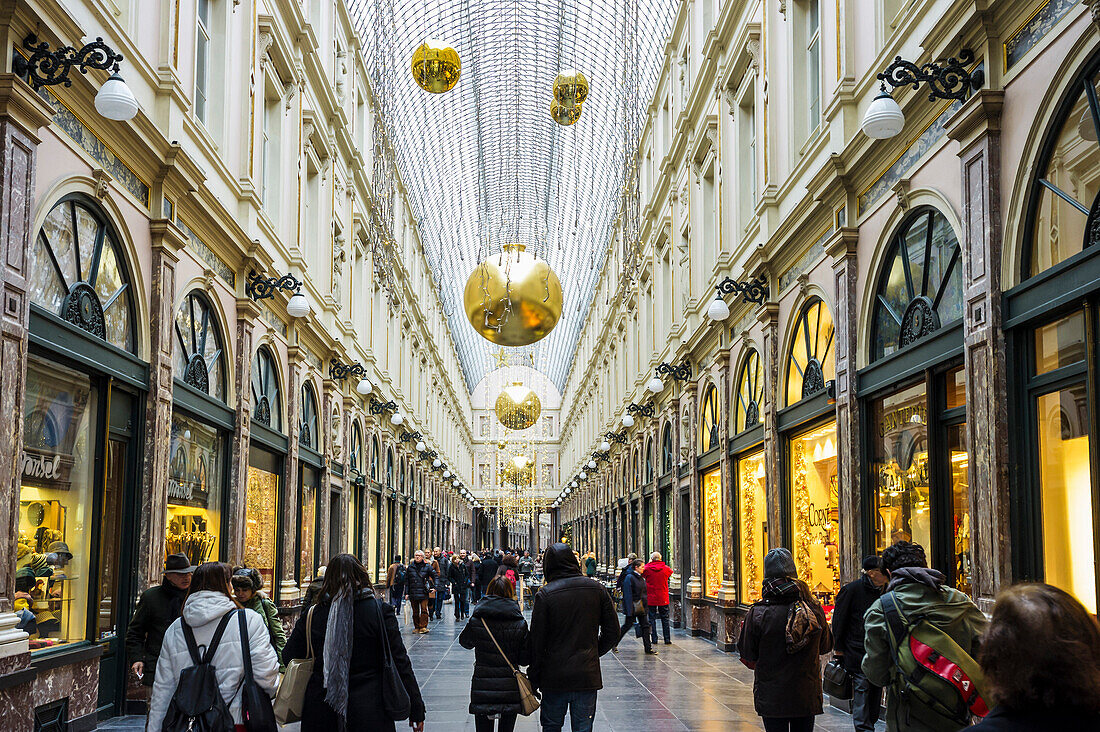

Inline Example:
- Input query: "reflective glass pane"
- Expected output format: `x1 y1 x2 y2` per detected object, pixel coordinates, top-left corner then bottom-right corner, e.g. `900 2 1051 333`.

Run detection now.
299 467 318 587
948 423 971 595
30 234 66 312
871 382 930 551
167 412 223 564
41 202 77 288
737 450 767 605
945 366 966 410
245 457 279 595
95 238 131 351
97 438 125 642
702 468 723 597
1035 311 1086 375
789 420 840 610
74 205 99 281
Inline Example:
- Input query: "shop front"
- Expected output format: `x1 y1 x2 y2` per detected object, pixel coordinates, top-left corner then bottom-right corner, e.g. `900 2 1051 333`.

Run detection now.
297 382 323 596
246 346 286 597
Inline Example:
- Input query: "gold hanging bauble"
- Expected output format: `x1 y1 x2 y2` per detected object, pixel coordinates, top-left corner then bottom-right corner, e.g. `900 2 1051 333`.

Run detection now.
500 455 535 486
550 100 582 126
553 69 589 109
411 39 461 94
495 382 541 430
463 243 563 346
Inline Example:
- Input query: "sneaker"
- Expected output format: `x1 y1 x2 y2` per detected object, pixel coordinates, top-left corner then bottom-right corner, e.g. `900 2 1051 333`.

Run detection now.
645 649 659 655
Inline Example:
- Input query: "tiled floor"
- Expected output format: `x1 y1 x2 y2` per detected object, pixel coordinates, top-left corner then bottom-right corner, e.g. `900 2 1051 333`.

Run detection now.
98 607 880 731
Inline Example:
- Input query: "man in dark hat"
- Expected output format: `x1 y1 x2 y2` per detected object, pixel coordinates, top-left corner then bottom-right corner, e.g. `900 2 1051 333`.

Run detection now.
831 555 888 731
124 553 195 691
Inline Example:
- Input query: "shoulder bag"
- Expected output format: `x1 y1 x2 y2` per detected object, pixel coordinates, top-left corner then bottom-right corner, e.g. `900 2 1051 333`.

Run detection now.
376 598 412 720
481 618 540 716
273 606 314 726
237 610 278 731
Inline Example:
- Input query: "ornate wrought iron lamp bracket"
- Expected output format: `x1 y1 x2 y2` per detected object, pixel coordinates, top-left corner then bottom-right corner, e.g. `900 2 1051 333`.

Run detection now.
656 360 692 382
399 430 422 443
604 431 627 445
369 398 397 415
329 359 365 382
716 276 769 305
419 449 438 462
592 451 610 464
246 270 302 302
877 49 983 102
13 34 123 89
627 402 656 418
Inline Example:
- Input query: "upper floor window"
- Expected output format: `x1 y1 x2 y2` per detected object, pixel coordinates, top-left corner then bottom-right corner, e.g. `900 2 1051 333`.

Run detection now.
1027 60 1100 278
645 438 654 483
698 384 720 453
31 197 135 352
349 422 364 476
250 347 282 431
735 349 763 433
871 207 963 360
371 436 380 481
195 0 211 123
174 291 225 400
299 383 318 449
386 449 394 489
662 422 674 474
786 298 835 406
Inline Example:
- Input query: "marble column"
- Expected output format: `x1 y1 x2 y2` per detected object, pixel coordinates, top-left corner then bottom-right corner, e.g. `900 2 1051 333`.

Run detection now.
280 349 303 603
945 90 1009 612
137 221 186 592
759 303 782 551
0 72 52 666
714 346 738 650
828 227 862 585
226 298 260 566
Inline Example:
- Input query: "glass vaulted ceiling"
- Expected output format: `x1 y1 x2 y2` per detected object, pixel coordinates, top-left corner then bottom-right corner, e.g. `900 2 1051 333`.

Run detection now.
348 0 676 392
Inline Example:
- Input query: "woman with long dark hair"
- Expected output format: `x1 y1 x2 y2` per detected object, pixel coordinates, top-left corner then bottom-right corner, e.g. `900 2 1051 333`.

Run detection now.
459 576 530 732
283 553 426 731
146 562 280 731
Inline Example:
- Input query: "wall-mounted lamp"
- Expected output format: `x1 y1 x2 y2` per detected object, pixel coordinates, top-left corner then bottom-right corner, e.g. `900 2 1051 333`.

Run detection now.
627 402 656 418
330 359 366 383
707 277 769 320
14 34 138 120
245 270 310 317
862 49 983 139
399 430 422 443
647 360 691 393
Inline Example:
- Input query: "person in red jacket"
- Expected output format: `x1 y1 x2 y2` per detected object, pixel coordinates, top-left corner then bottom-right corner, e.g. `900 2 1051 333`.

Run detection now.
641 552 674 645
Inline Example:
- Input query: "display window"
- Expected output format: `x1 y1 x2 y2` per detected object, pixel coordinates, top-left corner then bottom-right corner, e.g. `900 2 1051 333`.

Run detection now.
737 450 767 605
299 465 319 586
871 382 930 549
702 468 723 597
245 446 281 593
659 488 672 566
166 412 224 565
788 421 839 610
369 495 380 580
18 359 98 650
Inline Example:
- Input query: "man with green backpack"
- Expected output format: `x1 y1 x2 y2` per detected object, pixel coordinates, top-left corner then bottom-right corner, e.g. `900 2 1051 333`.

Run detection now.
862 541 989 732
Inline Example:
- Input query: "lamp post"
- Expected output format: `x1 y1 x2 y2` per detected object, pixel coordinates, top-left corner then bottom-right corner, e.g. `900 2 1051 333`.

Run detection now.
13 34 139 120
245 270 311 318
862 49 984 139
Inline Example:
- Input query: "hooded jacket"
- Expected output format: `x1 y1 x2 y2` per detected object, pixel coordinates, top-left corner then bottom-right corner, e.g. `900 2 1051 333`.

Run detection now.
241 591 286 659
459 595 531 715
146 590 280 731
528 544 619 693
124 578 189 686
862 566 988 732
641 561 673 606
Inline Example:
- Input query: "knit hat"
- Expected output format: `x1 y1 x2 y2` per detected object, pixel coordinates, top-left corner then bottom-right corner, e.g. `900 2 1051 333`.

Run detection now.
764 548 797 579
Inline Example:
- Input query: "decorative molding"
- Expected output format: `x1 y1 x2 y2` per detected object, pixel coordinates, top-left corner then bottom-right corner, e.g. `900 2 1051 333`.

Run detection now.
1003 0 1078 71
893 178 911 210
91 168 111 199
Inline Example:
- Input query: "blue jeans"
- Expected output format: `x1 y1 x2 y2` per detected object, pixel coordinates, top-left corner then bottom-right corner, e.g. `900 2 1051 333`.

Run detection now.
539 690 598 732
433 591 445 618
647 604 670 643
390 587 404 613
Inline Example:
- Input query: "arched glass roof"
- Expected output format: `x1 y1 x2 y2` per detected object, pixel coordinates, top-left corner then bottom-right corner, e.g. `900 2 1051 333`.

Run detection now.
348 0 676 392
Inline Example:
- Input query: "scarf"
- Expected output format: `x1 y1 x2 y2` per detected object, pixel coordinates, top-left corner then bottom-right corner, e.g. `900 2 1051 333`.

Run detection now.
323 586 355 722
761 577 799 603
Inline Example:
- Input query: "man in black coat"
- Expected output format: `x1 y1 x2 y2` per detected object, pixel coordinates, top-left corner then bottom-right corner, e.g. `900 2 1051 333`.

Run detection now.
124 553 195 689
831 555 887 731
478 551 499 599
529 543 619 732
405 550 437 633
448 556 471 620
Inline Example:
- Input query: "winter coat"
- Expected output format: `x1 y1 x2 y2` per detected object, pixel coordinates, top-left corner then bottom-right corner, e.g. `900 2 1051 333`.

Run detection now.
518 557 535 576
431 558 449 593
386 562 406 589
146 591 280 731
405 559 437 601
830 574 882 673
641 561 673 606
736 583 833 718
968 706 1100 731
449 560 471 590
479 556 499 586
458 595 531 715
621 569 647 617
862 567 988 732
125 579 188 686
528 544 619 693
242 591 286 659
282 590 426 731
301 578 324 612
584 557 597 577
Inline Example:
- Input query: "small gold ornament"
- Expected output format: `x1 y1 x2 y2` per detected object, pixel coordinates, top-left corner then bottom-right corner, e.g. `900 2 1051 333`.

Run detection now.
550 100 582 126
495 382 541 430
553 69 589 109
463 243 563 347
411 39 461 94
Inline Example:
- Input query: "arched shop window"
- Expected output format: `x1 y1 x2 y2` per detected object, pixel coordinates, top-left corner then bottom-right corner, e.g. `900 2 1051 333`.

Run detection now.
299 383 319 450
698 384 720 453
871 207 963 360
174 291 225 400
734 349 763 434
386 448 394 490
786 298 835 406
645 438 654 483
633 453 640 490
662 422 673 474
250 347 282 431
29 196 135 352
371 436 380 482
350 422 364 476
398 457 405 493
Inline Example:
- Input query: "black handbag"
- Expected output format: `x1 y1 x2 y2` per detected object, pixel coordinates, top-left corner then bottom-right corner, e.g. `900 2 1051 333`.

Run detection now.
376 599 412 720
823 656 853 700
237 609 278 732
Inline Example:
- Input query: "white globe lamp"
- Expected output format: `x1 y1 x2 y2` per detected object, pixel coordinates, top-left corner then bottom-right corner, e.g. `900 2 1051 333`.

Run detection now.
433 458 442 468
95 73 139 121
600 440 611 452
286 291 311 318
622 414 635 428
587 460 597 469
862 89 905 139
390 412 403 425
356 378 373 395
647 376 664 393
707 294 730 321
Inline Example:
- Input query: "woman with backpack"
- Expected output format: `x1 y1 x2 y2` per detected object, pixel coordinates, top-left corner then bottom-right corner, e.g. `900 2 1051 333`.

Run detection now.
146 562 280 732
736 548 833 732
458 576 531 732
232 567 286 661
282 553 426 732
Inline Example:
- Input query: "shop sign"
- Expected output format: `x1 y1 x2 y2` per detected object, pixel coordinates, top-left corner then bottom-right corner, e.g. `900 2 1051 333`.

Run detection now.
168 477 195 501
878 404 926 437
21 448 70 484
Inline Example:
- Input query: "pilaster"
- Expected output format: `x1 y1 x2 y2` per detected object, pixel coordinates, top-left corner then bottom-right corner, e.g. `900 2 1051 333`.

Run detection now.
281 347 304 603
758 302 782 550
227 297 261 566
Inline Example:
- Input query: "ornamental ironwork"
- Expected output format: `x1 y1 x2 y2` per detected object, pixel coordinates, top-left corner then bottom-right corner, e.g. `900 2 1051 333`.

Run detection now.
656 360 692 382
369 398 398 415
13 34 123 89
605 431 627 445
627 402 656 418
245 270 302 301
399 430 422 443
877 49 983 103
329 359 366 382
716 276 769 306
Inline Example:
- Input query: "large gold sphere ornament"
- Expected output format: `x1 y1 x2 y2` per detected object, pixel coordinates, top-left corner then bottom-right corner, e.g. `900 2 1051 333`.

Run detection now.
550 100 582 126
463 243 563 346
411 39 461 94
553 69 589 109
495 382 541 430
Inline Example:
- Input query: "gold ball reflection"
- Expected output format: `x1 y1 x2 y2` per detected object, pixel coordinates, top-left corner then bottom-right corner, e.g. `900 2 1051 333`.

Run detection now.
463 244 563 347
411 39 461 94
495 383 541 430
553 69 589 109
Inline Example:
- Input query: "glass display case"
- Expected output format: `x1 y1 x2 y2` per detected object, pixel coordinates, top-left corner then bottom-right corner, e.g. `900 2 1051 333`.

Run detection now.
702 468 723 597
789 421 840 612
737 450 767 604
166 413 223 565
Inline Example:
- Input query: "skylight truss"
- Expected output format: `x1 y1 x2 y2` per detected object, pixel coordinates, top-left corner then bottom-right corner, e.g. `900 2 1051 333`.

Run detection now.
348 0 676 391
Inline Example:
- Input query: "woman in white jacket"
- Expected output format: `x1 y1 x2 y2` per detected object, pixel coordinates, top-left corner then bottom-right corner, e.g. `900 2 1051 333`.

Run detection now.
146 562 280 731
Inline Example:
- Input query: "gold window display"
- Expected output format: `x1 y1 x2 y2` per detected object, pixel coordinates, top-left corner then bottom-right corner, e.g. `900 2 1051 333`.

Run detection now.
702 468 723 597
737 450 767 605
299 466 319 586
789 421 840 609
871 382 931 550
17 359 97 651
245 448 280 593
166 413 223 565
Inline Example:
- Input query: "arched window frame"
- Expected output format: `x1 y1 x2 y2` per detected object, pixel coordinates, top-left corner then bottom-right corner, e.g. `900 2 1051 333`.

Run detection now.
386 448 395 489
250 346 282 431
785 297 835 406
662 422 674 474
372 436 380 481
645 437 654 483
350 421 364 476
174 290 226 401
734 349 763 434
299 382 319 450
698 384 720 453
